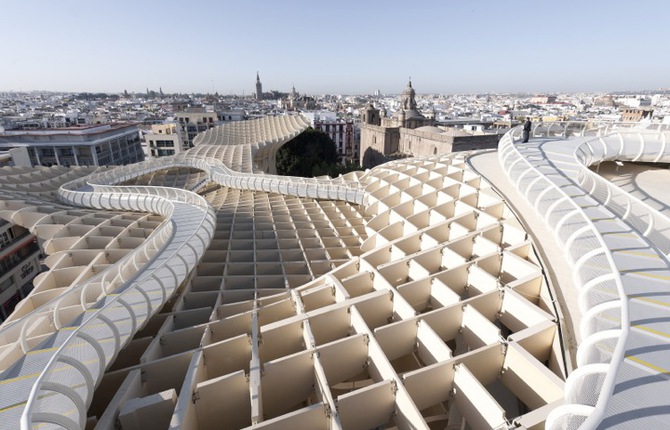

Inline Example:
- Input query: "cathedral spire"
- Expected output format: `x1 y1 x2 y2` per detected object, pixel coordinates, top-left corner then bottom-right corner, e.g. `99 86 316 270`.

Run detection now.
255 72 263 100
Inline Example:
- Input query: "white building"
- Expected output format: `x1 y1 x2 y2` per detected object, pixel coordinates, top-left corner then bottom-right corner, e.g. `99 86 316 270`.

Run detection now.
303 111 359 164
142 123 185 158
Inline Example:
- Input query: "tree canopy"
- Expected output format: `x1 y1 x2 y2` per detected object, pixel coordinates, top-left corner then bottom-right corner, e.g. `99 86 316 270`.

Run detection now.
276 128 344 177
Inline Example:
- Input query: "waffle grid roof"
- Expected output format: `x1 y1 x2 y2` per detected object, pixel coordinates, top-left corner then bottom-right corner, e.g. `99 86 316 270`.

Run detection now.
17 117 670 429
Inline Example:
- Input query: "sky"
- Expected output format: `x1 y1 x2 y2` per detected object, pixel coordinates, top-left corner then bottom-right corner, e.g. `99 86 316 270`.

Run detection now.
1 0 669 95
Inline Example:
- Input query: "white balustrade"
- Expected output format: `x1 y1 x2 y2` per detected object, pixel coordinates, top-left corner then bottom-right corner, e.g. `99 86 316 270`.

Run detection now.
502 121 670 429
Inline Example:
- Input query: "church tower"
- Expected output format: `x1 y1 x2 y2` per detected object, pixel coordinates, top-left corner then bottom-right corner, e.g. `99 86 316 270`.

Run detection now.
255 72 263 100
401 79 417 111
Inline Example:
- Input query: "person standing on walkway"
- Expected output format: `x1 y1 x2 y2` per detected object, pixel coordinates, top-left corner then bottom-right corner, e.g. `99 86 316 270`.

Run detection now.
522 118 532 143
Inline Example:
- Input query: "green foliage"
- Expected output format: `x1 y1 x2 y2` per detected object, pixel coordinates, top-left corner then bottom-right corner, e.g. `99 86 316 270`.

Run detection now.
312 161 362 177
276 128 359 178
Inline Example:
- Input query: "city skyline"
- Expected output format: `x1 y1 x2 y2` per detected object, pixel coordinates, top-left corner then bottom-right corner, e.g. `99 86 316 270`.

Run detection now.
2 0 669 95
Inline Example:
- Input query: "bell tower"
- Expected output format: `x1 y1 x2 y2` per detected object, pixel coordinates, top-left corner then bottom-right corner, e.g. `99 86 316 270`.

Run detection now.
255 72 263 100
401 78 417 111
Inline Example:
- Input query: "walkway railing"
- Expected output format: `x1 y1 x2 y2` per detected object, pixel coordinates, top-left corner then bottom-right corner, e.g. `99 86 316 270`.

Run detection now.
4 162 217 430
501 121 670 429
82 153 367 206
499 124 628 429
574 131 670 255
0 136 368 429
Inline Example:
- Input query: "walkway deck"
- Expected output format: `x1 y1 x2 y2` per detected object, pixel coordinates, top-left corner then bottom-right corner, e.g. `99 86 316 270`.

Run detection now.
498 129 670 429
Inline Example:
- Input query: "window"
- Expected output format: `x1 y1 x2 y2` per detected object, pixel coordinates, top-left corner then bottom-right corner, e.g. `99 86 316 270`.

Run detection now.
0 277 13 294
0 231 11 247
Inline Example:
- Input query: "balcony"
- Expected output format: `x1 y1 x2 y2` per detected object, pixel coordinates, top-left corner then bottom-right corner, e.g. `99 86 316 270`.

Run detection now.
0 236 40 279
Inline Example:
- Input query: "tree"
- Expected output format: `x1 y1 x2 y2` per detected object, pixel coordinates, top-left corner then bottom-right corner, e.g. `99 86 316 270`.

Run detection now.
276 128 339 177
312 160 363 177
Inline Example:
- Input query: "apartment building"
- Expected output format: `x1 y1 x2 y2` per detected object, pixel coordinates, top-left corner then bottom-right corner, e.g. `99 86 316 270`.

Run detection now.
142 123 185 158
0 220 40 322
0 123 144 167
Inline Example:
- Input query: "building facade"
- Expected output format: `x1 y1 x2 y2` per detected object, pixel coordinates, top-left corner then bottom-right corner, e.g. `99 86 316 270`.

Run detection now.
0 123 144 167
303 112 360 165
315 118 358 164
620 107 654 122
279 86 317 110
360 81 500 168
142 123 185 158
0 220 40 322
359 80 432 168
176 109 219 149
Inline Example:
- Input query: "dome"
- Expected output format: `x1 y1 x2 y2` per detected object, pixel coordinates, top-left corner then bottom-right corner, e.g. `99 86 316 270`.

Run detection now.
401 79 418 111
402 80 416 97
415 126 444 134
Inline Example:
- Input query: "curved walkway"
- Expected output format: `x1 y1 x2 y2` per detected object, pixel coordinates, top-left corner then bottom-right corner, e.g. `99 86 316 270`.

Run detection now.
0 116 367 429
598 162 670 219
499 124 670 429
0 178 216 428
0 151 566 430
13 116 668 429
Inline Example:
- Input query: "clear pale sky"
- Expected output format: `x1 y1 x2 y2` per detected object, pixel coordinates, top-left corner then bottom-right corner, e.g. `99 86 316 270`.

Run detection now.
1 0 668 95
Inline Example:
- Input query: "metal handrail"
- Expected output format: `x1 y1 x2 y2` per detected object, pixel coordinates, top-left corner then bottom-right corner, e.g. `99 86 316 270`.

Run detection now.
573 130 670 255
12 157 213 425
78 153 367 206
0 114 376 428
0 200 174 350
21 183 216 429
15 125 369 428
499 124 629 429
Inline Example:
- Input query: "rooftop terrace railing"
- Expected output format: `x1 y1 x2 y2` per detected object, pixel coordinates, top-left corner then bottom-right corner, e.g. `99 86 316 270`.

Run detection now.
84 152 368 206
501 121 670 429
0 196 174 349
499 124 628 429
1 128 369 429
18 169 216 429
574 130 670 255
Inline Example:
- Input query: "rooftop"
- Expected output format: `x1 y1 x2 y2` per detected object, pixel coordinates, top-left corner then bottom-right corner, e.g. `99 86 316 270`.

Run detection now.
0 116 668 429
0 123 137 137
